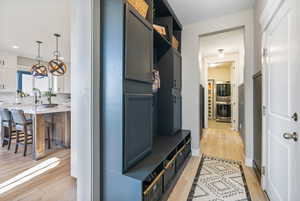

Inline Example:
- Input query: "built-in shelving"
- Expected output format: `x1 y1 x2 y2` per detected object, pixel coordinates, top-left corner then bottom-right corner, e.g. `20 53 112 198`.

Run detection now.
101 0 189 200
125 130 190 180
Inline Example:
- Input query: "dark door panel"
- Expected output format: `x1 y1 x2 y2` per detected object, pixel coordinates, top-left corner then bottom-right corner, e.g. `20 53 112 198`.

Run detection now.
173 51 182 89
173 95 182 133
124 93 153 171
125 7 153 83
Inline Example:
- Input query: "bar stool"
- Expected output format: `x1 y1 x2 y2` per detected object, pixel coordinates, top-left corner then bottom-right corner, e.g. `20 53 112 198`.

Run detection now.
11 109 33 156
0 108 17 150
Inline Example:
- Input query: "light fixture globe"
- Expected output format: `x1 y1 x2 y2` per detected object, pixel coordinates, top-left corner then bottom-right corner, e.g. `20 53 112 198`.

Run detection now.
32 63 48 78
48 33 67 76
32 41 48 78
48 59 67 76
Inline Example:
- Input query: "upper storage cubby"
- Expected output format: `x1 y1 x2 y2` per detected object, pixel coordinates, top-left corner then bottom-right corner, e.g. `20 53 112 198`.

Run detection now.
126 0 153 25
153 0 182 53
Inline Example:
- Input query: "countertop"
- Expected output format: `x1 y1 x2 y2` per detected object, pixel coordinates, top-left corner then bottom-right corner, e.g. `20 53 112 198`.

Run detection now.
0 103 71 115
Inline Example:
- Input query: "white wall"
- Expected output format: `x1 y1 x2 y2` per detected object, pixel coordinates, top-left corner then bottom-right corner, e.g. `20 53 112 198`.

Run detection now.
208 64 231 82
253 0 268 74
71 0 92 200
182 9 254 165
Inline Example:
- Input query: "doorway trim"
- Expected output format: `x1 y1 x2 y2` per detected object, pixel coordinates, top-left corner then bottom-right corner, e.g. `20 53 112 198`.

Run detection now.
203 54 241 131
71 0 101 200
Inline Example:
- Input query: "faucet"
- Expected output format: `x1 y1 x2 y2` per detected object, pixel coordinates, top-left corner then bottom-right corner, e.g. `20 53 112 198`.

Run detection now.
33 88 41 105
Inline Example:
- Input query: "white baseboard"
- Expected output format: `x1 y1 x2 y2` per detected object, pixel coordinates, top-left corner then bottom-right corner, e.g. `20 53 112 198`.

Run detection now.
245 157 253 167
192 148 200 156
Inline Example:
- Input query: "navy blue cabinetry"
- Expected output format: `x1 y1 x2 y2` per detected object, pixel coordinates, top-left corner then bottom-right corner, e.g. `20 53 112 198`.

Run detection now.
101 0 190 201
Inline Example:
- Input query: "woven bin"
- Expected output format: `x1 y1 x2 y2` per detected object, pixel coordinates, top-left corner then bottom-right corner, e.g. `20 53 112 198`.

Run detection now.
172 36 179 50
153 24 167 36
128 0 149 18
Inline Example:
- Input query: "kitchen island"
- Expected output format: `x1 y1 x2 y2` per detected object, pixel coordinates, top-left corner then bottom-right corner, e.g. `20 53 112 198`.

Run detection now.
0 103 71 160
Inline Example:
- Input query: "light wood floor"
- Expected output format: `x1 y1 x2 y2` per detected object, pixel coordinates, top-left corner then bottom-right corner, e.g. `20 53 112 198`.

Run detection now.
208 120 232 129
0 146 75 201
168 127 268 201
0 127 267 201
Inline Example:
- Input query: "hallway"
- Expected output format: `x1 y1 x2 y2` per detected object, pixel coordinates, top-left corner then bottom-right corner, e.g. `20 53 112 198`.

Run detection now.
168 127 268 201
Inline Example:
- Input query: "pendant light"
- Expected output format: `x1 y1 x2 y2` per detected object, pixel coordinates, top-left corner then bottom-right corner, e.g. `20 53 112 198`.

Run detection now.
48 33 67 76
32 41 48 78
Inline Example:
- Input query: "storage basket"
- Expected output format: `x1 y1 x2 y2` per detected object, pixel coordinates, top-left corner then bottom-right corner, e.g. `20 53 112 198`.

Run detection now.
184 140 191 158
175 145 186 171
163 157 176 190
128 0 149 18
172 36 179 50
144 170 164 201
153 24 167 36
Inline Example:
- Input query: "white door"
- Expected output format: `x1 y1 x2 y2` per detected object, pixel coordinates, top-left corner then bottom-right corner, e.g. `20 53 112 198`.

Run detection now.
264 1 300 201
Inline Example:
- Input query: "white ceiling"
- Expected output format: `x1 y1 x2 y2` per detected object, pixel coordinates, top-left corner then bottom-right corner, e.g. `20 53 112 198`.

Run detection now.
167 0 255 25
0 0 70 62
199 29 244 57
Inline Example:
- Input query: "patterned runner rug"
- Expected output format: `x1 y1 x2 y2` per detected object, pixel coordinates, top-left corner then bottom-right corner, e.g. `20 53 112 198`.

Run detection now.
187 155 251 201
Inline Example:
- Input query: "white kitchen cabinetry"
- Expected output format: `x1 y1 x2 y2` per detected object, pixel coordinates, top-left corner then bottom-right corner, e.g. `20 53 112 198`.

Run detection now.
53 68 71 94
64 70 71 93
55 76 65 93
0 54 17 69
0 68 17 92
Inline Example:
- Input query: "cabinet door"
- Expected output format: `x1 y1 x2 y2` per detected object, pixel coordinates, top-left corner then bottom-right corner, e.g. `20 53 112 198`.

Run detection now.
54 76 65 93
124 93 153 171
125 6 153 83
173 51 182 89
0 54 17 68
0 68 17 92
173 95 182 133
64 70 71 93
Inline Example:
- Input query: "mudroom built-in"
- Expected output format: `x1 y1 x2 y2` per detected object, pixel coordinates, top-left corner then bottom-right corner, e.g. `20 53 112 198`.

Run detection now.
101 0 191 201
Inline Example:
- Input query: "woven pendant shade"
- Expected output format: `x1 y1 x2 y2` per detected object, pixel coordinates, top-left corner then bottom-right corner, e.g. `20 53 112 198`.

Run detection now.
32 41 48 78
48 33 67 76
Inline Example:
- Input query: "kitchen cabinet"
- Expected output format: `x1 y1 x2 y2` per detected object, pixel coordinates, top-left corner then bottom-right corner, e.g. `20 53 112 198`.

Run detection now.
53 69 70 93
64 70 71 93
54 76 65 93
0 54 17 69
0 68 17 92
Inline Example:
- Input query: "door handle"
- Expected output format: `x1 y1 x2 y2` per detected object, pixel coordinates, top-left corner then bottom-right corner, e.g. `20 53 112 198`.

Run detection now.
291 113 298 122
283 132 298 142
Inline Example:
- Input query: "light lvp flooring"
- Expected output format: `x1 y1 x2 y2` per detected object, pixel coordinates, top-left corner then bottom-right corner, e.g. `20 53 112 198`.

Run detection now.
0 147 75 201
208 120 232 130
167 127 268 201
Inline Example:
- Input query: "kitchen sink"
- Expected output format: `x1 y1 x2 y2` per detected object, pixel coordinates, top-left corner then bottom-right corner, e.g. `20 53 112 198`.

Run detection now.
39 104 59 108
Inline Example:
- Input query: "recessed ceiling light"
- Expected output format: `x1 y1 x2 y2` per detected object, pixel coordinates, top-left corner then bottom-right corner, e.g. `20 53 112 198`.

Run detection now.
218 49 225 58
12 45 20 49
